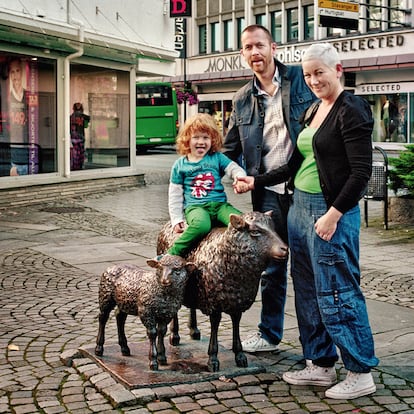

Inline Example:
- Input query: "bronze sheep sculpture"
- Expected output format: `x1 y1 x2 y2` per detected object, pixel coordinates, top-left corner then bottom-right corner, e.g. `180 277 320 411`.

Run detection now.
157 211 288 372
95 255 195 370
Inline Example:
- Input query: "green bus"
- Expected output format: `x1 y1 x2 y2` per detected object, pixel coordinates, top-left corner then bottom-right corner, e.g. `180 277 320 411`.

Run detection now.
136 82 179 152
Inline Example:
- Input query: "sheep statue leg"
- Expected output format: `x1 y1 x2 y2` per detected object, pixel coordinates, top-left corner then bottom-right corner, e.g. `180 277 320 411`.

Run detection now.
169 314 180 346
189 308 200 340
147 326 159 370
169 309 200 346
95 302 115 356
156 322 168 365
207 310 222 372
116 310 131 356
231 312 248 368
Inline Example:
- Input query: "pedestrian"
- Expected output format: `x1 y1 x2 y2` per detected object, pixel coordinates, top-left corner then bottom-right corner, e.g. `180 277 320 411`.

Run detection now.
236 43 379 400
223 24 316 353
70 102 90 170
164 113 247 257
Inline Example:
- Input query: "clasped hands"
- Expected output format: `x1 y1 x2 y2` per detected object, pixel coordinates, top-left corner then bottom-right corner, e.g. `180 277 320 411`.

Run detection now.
232 176 255 194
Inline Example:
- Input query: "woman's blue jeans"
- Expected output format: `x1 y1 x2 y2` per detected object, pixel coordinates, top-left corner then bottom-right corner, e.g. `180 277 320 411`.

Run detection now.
288 189 379 372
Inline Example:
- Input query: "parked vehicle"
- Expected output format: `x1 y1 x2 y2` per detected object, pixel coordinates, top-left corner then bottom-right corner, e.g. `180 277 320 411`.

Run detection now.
136 82 179 152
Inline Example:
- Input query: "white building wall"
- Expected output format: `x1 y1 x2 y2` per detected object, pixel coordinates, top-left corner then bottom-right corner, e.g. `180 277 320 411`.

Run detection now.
0 0 177 63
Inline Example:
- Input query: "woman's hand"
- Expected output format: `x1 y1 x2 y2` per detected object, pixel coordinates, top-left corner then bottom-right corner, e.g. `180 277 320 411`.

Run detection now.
314 207 342 241
173 222 185 233
233 176 255 193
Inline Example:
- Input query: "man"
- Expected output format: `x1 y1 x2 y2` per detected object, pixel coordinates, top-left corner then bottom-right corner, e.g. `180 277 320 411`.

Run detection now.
223 25 316 352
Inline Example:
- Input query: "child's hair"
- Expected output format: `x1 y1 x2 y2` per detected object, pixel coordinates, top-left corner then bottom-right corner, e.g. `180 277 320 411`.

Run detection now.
176 113 223 155
73 102 84 112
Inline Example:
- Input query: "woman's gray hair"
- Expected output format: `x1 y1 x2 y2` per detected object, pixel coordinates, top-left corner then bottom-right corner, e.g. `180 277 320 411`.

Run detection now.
302 43 341 68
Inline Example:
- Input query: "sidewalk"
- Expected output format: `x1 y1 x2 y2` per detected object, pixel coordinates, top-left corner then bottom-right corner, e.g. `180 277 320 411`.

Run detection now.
0 181 413 413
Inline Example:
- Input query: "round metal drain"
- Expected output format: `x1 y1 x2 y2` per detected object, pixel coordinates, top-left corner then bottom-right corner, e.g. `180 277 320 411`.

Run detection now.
41 206 86 214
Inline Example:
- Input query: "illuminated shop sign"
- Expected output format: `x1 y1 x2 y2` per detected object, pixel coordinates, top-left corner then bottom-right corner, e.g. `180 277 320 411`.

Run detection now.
205 54 246 72
356 82 414 95
332 34 404 53
198 33 408 70
170 0 191 17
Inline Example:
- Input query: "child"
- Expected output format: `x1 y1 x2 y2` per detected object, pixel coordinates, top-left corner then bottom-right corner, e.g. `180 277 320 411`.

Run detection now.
166 113 247 257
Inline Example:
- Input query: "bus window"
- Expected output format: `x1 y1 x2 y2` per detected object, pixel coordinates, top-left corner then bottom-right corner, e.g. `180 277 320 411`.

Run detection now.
136 82 178 152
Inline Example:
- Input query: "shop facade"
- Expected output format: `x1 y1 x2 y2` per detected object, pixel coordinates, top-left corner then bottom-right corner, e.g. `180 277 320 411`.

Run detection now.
168 1 414 153
172 30 414 151
0 1 177 188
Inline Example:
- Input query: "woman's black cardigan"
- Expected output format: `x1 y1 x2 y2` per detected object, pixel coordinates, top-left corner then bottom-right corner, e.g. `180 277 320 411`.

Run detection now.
254 91 373 214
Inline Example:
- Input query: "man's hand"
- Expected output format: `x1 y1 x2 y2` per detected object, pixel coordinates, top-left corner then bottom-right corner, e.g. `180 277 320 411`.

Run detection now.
233 176 255 193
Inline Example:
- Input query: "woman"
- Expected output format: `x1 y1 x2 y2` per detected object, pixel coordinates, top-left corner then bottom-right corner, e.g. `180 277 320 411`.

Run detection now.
236 43 379 400
70 102 90 170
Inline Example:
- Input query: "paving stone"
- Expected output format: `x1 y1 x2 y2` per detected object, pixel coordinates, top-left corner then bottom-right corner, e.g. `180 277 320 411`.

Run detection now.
197 397 219 407
202 404 228 413
146 401 172 411
232 375 260 387
130 388 156 405
174 401 202 412
238 385 265 395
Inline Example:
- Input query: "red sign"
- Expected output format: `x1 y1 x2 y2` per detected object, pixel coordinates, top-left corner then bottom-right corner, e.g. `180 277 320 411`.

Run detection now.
170 0 192 17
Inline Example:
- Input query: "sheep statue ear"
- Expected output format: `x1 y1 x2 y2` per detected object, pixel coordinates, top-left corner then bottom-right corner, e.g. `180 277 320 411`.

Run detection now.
229 213 247 230
147 259 158 268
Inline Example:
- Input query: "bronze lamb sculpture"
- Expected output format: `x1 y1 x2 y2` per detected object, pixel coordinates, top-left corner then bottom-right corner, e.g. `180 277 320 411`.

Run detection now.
157 211 288 372
95 255 195 370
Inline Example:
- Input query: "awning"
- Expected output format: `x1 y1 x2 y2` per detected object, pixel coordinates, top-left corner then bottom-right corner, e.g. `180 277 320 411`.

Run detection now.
0 16 177 65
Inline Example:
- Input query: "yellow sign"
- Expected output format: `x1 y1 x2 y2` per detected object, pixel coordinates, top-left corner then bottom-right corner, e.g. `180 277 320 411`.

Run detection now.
318 0 359 12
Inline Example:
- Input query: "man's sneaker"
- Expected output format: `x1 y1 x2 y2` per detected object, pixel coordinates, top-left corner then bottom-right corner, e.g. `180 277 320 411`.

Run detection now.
325 371 376 400
241 332 278 353
283 361 337 386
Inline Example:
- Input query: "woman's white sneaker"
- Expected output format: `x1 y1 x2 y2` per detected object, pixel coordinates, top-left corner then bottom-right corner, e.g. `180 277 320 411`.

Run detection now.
283 361 337 386
325 371 376 399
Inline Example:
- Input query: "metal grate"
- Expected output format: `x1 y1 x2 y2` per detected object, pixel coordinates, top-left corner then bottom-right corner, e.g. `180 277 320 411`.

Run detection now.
364 146 389 229
366 163 387 199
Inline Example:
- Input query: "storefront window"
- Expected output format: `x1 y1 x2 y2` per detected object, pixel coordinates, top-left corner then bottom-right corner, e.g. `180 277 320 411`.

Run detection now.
224 20 234 51
199 24 207 54
389 0 406 28
237 18 245 49
367 0 381 31
304 5 314 40
70 64 130 170
198 100 232 136
256 14 265 26
271 11 282 44
211 22 220 52
287 9 299 42
410 94 414 143
364 93 409 143
0 54 56 177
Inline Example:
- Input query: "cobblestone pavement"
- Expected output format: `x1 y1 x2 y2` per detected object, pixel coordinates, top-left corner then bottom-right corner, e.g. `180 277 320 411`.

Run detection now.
0 182 414 414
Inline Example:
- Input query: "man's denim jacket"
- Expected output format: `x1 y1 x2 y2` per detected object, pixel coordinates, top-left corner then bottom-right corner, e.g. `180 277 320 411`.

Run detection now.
223 60 316 177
